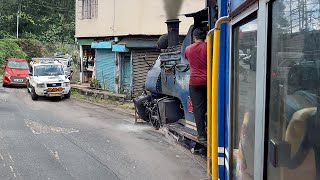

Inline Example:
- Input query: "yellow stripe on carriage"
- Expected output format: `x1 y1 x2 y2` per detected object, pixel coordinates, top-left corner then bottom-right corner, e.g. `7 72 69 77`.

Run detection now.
210 16 230 180
207 33 213 176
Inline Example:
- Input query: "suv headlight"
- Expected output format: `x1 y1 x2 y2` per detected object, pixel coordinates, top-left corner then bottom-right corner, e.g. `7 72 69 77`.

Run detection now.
63 82 70 87
37 83 46 88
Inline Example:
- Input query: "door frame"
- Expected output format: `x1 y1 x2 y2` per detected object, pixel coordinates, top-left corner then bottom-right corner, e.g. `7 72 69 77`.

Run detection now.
255 0 268 179
227 0 269 179
120 52 133 97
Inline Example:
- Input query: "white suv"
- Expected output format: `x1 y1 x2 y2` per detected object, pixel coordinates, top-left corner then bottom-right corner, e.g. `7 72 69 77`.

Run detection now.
27 60 71 100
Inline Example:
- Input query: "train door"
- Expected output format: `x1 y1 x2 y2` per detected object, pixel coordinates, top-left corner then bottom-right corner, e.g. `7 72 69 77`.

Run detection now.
225 0 268 179
226 0 320 179
207 0 262 179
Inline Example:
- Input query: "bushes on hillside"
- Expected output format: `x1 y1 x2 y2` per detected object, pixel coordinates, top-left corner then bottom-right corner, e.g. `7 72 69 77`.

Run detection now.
0 39 79 68
15 39 46 61
0 39 48 65
0 39 27 65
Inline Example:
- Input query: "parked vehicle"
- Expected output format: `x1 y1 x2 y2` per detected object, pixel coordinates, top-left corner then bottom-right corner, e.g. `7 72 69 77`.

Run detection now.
27 59 71 100
239 49 247 59
54 54 74 80
33 54 74 80
1 58 29 87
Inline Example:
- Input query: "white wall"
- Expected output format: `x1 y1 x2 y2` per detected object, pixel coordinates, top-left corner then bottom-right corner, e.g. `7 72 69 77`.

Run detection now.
75 0 206 38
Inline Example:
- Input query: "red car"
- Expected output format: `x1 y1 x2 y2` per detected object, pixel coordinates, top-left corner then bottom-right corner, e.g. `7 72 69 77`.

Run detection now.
1 58 29 87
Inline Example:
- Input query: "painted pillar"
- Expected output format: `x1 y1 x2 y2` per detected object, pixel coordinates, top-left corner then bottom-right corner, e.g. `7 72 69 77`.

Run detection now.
130 51 133 98
79 45 84 84
115 52 120 93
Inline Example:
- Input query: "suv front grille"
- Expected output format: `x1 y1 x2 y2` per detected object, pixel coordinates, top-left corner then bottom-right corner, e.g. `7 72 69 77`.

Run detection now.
46 83 62 87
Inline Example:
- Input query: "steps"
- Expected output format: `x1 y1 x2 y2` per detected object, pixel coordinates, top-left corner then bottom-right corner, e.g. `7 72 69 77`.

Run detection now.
166 123 207 146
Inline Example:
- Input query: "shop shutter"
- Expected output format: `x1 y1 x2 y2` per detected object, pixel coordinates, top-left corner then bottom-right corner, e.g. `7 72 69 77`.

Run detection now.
132 49 160 97
96 49 116 92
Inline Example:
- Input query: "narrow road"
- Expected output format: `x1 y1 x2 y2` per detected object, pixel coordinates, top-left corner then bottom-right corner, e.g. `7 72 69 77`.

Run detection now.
0 84 207 180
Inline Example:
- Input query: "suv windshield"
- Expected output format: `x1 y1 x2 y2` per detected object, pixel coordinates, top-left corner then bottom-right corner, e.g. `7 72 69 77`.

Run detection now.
34 65 64 76
7 61 29 69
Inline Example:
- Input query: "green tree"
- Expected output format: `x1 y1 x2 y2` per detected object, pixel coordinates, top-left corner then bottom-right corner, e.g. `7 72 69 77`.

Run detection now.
0 0 75 43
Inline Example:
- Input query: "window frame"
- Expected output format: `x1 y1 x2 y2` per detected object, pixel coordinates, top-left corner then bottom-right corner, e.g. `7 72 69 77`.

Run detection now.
78 0 98 20
229 8 259 180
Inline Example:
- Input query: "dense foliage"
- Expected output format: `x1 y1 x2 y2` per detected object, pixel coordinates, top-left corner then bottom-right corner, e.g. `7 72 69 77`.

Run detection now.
0 39 78 63
0 39 27 65
0 0 75 43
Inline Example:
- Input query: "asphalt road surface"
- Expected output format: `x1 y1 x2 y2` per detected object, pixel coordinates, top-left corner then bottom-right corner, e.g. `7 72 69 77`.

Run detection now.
0 84 207 180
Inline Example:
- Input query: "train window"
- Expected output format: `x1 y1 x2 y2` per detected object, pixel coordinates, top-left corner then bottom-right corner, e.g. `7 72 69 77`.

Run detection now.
267 0 320 179
231 17 257 179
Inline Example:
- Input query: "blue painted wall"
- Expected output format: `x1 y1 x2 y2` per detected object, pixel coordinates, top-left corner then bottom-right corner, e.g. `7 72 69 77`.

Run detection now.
95 49 116 91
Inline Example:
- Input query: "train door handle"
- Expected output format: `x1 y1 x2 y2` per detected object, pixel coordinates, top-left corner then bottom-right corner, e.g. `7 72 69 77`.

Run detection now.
269 139 291 167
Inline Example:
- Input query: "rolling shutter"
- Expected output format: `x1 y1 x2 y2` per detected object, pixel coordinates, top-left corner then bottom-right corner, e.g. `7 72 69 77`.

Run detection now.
96 49 116 92
132 49 160 97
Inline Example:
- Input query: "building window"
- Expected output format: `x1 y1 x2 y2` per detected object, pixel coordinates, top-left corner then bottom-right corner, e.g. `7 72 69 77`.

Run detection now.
78 0 98 19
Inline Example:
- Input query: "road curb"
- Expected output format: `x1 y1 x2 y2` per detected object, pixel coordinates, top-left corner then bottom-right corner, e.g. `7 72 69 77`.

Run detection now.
71 96 136 119
71 86 127 102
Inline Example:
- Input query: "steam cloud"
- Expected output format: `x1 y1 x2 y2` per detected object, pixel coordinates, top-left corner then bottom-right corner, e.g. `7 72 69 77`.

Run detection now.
163 0 184 19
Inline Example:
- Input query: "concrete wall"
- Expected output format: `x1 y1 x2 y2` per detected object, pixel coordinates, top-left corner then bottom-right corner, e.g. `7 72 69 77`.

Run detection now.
75 0 206 38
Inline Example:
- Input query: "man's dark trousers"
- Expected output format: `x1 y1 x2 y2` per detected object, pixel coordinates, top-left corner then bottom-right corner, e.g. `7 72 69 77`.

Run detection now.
189 85 207 138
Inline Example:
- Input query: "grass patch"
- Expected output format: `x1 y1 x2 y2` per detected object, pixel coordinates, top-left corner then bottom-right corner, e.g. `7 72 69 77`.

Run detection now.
71 89 135 110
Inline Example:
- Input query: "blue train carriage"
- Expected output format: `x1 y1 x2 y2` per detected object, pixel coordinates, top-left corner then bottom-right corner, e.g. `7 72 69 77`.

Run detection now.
208 0 320 179
133 7 216 150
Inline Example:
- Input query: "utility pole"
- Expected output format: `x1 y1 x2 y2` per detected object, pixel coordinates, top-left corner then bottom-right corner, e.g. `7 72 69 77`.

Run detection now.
290 0 292 34
16 0 21 39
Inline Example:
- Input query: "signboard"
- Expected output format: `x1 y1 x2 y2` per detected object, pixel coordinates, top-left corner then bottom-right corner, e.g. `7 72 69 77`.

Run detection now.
77 38 94 46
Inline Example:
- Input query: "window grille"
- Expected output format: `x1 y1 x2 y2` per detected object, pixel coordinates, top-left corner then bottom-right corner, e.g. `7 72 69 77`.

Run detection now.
78 0 98 20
